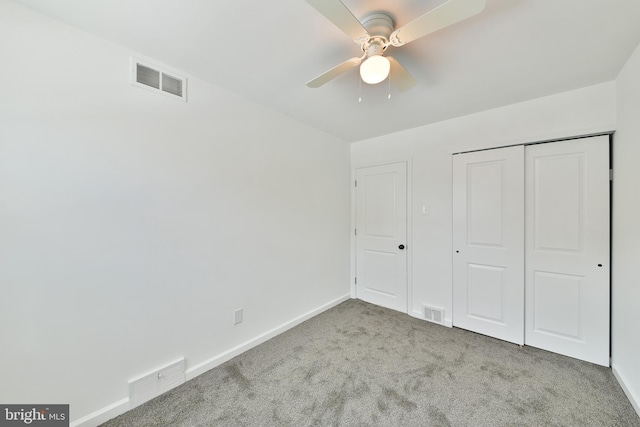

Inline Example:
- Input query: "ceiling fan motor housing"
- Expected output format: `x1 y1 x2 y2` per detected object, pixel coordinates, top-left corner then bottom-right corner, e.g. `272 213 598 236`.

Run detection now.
360 13 394 57
361 13 394 39
364 39 386 56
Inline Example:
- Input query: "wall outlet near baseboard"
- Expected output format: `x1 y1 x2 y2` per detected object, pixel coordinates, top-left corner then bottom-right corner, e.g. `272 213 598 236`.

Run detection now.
234 308 243 325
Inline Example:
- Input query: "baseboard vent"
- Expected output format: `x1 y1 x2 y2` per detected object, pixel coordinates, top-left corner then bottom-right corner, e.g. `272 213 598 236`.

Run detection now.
131 57 187 102
129 358 185 408
423 305 445 325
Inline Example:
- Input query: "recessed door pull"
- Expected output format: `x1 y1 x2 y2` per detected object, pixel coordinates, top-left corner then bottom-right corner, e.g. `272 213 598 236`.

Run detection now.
398 244 405 250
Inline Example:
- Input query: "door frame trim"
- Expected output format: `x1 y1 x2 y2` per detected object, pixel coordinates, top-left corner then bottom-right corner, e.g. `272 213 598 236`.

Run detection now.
351 158 413 314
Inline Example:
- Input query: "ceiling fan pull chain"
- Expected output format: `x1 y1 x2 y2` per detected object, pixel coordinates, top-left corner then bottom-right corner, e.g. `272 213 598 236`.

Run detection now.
358 74 362 103
388 70 391 100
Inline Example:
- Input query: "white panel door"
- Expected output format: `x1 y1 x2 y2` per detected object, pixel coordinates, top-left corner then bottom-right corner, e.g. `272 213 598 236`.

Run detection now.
525 136 610 366
355 162 407 313
453 146 525 344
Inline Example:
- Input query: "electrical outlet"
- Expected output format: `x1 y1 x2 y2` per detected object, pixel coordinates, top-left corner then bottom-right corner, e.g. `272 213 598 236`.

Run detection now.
233 308 243 325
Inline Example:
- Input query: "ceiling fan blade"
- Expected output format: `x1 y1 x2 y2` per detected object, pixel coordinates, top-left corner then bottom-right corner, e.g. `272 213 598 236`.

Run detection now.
306 0 370 44
307 57 362 88
390 0 486 46
388 57 417 92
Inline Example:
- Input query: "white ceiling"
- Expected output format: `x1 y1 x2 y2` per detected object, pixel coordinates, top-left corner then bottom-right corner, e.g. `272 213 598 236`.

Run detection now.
13 0 640 142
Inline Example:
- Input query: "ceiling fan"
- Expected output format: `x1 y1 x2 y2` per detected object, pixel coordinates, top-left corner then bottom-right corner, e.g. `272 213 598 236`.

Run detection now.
306 0 486 91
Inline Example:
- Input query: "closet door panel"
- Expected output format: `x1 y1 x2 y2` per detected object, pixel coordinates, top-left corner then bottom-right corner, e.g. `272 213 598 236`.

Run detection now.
453 145 525 345
525 136 610 366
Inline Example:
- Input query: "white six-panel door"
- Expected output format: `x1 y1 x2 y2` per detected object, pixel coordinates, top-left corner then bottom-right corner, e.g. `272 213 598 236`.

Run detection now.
453 146 525 344
355 162 408 313
525 136 610 366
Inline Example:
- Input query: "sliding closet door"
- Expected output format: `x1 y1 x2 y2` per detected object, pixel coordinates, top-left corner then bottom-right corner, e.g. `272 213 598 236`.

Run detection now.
453 146 525 345
525 136 610 366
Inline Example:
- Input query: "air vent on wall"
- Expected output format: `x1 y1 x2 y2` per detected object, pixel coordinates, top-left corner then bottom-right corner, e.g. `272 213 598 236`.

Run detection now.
129 359 185 408
423 305 445 325
131 57 187 102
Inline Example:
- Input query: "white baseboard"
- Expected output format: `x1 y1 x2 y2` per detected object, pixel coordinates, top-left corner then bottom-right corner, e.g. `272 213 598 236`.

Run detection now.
612 363 640 417
185 293 351 380
71 293 351 427
70 398 129 427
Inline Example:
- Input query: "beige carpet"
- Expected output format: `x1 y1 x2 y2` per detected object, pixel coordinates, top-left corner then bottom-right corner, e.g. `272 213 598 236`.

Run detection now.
102 299 639 426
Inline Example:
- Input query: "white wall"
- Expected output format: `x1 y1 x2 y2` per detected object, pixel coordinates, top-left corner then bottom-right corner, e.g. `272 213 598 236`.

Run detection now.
0 1 350 424
351 82 616 325
612 40 640 415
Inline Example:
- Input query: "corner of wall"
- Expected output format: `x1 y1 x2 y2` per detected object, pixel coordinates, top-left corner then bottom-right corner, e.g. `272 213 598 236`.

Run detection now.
612 364 640 417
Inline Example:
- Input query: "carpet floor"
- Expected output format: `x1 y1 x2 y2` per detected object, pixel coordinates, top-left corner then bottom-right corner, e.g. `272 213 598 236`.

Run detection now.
102 299 640 426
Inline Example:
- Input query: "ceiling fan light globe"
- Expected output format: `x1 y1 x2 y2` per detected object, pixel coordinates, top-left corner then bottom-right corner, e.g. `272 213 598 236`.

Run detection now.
360 55 390 84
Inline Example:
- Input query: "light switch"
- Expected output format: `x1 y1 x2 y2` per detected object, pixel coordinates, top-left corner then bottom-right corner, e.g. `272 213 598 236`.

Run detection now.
234 308 243 325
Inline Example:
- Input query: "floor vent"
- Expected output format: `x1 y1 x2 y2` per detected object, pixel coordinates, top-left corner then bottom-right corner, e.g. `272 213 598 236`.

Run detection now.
423 305 445 325
131 57 187 102
129 359 185 408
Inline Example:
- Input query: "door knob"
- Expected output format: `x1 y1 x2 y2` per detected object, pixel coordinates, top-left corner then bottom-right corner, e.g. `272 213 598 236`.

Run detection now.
398 244 405 250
